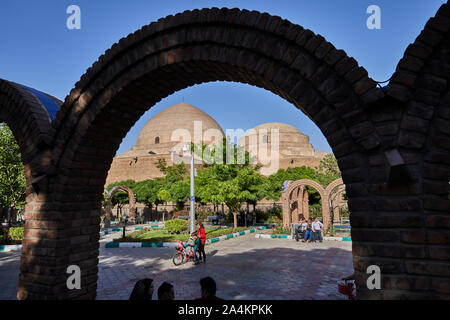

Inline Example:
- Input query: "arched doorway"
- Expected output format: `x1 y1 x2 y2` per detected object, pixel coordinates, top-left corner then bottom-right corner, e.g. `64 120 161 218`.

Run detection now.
0 4 448 300
103 185 136 227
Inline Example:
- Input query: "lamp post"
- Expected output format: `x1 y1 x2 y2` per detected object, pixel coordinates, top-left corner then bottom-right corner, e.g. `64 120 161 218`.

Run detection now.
183 144 196 234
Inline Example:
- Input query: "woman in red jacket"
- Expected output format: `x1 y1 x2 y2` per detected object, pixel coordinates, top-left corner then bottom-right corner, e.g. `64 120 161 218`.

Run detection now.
196 221 206 263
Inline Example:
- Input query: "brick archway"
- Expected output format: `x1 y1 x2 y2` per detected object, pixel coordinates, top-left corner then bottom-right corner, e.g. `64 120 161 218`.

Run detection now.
104 185 136 226
330 186 347 223
282 178 344 229
0 3 447 300
282 179 327 227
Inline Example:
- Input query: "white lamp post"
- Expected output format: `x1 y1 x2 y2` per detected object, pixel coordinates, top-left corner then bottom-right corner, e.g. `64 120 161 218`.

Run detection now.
183 144 196 234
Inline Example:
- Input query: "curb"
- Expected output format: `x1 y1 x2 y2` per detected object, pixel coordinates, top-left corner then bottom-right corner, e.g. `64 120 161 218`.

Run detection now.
105 228 257 248
255 234 352 241
0 244 22 252
255 234 292 239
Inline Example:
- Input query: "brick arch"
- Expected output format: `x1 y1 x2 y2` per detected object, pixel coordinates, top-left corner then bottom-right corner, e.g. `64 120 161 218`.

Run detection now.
330 185 347 223
12 5 450 300
282 179 327 228
0 79 58 176
104 185 136 225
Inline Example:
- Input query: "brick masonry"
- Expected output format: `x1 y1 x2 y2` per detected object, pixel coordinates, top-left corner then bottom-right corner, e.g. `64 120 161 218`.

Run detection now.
0 4 449 299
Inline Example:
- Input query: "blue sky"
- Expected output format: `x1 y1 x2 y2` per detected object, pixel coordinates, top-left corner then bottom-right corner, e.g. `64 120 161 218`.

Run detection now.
0 0 445 155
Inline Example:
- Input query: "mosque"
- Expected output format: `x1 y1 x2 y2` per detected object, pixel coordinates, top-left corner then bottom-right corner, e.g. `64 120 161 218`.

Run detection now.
105 102 329 186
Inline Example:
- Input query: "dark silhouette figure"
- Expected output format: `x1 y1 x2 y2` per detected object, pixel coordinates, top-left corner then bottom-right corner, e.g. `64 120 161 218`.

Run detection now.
129 278 154 300
158 281 175 300
195 276 224 300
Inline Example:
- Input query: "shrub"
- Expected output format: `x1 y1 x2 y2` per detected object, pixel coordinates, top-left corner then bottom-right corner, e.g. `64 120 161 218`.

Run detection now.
266 215 282 225
272 225 291 235
0 234 9 245
195 208 211 223
254 209 269 223
165 219 188 234
8 227 24 241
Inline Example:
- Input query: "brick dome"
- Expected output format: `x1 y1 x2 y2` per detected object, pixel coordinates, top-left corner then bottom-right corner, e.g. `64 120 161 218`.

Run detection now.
133 102 224 154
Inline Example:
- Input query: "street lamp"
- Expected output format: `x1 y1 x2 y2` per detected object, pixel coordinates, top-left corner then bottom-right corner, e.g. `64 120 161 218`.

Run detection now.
183 144 196 234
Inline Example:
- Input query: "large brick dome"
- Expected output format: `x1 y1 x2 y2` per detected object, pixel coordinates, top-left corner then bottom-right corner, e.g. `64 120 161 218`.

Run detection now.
238 122 328 175
135 102 224 149
105 103 224 185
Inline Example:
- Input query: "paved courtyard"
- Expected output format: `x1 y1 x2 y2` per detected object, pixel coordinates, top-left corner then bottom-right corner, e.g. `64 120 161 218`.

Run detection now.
0 233 353 300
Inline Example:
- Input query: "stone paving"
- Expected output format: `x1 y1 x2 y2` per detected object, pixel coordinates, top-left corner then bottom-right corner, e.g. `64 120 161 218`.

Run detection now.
0 232 353 300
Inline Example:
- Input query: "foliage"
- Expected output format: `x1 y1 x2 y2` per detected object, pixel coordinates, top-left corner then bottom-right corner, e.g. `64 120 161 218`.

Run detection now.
195 208 212 223
165 219 189 234
168 180 190 210
114 226 253 242
155 158 187 183
0 234 8 245
316 154 341 187
271 225 291 235
0 123 26 210
266 215 282 225
134 179 163 209
8 227 24 240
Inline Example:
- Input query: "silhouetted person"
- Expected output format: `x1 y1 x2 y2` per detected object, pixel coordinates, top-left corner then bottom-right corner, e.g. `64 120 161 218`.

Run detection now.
158 281 174 300
196 276 223 300
129 278 154 300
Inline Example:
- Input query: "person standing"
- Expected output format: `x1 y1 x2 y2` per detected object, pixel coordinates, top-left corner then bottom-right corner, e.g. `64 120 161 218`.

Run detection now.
304 218 313 243
312 217 324 242
197 221 206 263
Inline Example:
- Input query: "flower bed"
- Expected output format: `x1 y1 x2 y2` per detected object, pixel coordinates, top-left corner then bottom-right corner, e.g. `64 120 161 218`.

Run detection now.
113 226 252 243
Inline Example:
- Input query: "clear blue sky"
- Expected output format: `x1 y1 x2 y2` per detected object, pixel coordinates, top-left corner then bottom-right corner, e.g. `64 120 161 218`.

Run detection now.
0 0 445 155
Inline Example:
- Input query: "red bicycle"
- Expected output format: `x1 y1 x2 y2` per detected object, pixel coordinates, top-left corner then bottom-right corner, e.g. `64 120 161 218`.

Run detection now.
172 240 200 266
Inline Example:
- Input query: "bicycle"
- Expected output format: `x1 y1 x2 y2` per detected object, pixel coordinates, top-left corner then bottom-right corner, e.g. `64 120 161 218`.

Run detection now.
172 240 201 266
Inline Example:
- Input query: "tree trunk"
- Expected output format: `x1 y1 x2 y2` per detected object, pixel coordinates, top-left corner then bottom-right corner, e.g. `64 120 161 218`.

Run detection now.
233 212 237 229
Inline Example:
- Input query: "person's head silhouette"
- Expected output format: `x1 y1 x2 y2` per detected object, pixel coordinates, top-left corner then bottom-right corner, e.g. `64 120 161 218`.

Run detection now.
129 278 154 300
158 282 174 300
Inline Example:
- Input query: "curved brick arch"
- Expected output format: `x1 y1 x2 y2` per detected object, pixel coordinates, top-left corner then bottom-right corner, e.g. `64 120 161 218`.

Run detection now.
330 185 347 223
325 178 344 195
104 185 136 225
282 179 328 228
14 5 450 300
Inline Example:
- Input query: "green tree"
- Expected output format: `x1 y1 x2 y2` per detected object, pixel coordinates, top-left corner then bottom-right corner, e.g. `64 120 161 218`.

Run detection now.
316 154 341 186
0 123 26 211
134 179 163 220
157 189 171 222
169 180 190 211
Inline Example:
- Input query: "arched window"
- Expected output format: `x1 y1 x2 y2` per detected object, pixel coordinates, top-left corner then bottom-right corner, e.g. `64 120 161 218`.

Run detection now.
155 137 160 144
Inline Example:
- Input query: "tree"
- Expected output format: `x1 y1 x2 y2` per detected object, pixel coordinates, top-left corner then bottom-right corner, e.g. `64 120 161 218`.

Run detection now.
0 123 26 211
169 180 190 211
134 179 163 221
157 189 171 222
316 154 341 186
